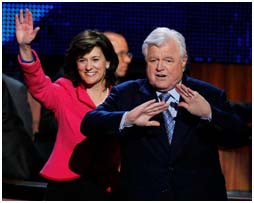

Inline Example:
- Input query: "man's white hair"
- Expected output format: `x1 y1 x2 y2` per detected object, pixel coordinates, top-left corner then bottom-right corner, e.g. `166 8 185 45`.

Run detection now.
142 27 187 60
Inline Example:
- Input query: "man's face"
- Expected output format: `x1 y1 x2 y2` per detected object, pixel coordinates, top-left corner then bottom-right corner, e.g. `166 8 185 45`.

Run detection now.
109 36 132 77
146 39 187 92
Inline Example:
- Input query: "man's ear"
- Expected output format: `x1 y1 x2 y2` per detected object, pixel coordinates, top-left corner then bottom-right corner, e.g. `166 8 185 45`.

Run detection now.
182 55 188 71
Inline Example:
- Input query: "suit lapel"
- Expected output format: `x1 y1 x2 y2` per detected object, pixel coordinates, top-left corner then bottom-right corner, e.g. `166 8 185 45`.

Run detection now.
136 78 200 161
138 80 171 154
76 85 96 109
170 108 198 162
138 79 156 100
169 74 200 162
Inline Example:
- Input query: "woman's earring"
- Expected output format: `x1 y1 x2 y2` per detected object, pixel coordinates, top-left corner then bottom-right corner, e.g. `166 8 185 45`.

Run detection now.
106 64 110 69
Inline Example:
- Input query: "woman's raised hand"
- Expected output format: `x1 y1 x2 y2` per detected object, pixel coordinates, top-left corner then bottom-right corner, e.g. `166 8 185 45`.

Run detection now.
15 9 40 46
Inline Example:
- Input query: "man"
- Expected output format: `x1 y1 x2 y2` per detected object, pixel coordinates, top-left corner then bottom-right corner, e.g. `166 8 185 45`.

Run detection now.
104 32 132 80
3 74 34 138
2 74 43 180
81 27 244 200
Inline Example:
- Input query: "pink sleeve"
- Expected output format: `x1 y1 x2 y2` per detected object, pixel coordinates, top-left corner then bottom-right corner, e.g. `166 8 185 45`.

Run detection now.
18 50 60 110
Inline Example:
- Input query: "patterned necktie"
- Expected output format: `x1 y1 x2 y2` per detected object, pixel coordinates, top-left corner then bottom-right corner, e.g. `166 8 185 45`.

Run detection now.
159 92 175 144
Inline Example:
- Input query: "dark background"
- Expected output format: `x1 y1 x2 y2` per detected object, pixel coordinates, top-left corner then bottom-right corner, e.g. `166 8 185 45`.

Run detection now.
2 2 252 195
2 2 252 80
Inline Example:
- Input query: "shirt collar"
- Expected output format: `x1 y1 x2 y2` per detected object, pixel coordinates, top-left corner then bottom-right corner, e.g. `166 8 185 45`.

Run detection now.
156 82 181 102
169 88 180 102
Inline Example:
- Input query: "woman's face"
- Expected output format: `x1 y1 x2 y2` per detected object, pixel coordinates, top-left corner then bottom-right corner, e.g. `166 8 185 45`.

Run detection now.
76 46 109 88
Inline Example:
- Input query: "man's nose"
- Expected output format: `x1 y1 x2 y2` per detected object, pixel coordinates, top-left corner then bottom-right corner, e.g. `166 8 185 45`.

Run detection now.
124 55 132 63
156 60 164 70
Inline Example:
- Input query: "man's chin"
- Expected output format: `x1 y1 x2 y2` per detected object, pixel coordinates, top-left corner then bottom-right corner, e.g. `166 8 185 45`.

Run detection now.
116 70 127 78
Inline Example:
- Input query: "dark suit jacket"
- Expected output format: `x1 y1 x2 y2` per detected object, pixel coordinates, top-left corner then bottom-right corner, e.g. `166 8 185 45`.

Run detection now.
81 74 244 200
3 74 33 137
2 74 43 180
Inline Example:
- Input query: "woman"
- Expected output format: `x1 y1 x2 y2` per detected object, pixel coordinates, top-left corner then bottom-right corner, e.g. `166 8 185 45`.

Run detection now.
15 9 119 200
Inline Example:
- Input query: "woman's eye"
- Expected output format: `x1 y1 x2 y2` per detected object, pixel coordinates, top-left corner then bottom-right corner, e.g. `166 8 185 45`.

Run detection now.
77 59 85 63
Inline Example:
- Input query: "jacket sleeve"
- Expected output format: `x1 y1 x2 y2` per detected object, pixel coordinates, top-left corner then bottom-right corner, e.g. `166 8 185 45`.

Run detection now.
18 50 60 111
80 86 125 138
207 89 245 148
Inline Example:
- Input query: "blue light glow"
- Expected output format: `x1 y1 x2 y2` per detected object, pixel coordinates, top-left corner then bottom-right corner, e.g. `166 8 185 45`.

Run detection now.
2 3 55 44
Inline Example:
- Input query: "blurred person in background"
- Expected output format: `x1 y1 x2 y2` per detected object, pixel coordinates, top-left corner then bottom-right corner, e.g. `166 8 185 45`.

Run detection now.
2 73 43 180
104 31 132 83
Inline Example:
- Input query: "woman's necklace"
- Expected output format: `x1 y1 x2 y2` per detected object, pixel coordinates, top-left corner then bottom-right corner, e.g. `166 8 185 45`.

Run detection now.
97 87 109 106
102 88 109 101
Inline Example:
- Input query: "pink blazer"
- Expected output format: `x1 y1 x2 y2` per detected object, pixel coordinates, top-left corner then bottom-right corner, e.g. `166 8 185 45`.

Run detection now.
18 50 98 181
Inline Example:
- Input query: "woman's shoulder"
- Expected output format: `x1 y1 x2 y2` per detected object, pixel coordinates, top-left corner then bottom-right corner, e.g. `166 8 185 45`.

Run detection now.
55 77 72 86
54 77 77 92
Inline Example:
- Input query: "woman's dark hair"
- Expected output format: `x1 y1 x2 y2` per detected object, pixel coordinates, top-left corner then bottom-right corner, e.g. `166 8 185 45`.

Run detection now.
63 30 118 87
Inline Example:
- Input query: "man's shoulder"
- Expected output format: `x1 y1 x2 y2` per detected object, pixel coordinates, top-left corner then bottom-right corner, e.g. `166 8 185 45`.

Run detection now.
3 74 24 89
115 78 147 89
184 74 223 93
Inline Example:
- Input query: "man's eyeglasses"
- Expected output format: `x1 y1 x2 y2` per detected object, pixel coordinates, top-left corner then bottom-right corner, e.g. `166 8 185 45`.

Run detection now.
117 52 133 59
